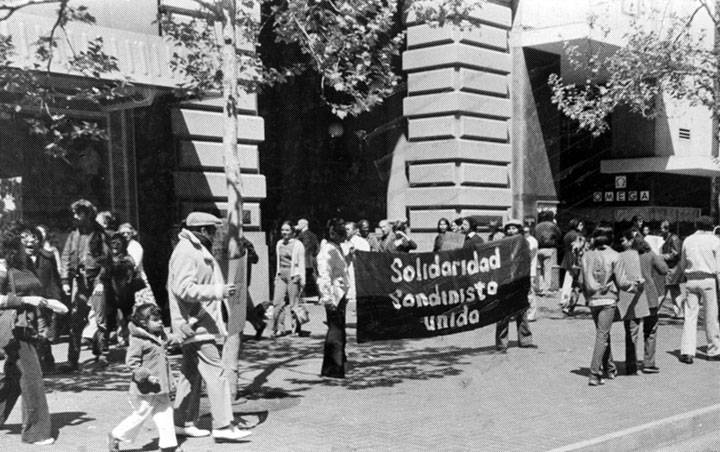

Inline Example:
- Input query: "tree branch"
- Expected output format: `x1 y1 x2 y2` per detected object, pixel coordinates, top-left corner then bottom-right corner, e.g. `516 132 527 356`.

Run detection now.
0 0 61 22
44 0 68 73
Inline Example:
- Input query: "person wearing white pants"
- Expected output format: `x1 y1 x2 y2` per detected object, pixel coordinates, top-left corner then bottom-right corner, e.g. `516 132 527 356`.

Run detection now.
112 394 177 450
677 216 720 364
109 304 181 452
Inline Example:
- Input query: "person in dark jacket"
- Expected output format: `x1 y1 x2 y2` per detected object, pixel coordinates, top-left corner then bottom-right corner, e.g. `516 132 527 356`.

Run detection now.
108 303 183 452
58 199 110 372
239 235 266 340
660 220 684 318
296 219 319 299
535 211 562 295
495 219 534 352
560 218 585 315
630 235 669 373
461 217 484 249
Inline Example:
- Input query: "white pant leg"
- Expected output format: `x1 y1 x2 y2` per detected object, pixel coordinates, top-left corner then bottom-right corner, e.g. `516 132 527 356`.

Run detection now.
681 282 701 356
151 394 178 449
112 397 154 443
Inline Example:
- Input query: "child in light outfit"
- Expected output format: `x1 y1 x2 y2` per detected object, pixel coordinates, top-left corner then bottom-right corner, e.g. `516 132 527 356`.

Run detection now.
108 304 183 452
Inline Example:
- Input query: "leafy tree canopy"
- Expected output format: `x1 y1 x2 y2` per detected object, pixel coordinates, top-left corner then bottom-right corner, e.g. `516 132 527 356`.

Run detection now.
549 0 720 136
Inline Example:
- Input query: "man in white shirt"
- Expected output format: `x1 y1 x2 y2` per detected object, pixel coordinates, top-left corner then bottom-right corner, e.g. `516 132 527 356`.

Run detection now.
342 222 370 302
678 216 720 364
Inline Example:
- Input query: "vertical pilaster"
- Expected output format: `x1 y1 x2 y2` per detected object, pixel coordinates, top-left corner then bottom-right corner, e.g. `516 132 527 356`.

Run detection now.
392 1 514 250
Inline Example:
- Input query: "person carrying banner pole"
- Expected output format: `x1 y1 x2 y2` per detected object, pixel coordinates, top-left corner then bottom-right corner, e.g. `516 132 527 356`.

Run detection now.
495 219 535 352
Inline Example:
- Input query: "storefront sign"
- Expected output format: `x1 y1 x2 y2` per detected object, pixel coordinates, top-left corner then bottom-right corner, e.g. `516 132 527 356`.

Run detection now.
354 236 530 343
640 190 650 201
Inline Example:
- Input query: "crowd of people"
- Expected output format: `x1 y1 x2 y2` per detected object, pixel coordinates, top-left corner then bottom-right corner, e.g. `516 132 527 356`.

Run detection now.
2 199 720 449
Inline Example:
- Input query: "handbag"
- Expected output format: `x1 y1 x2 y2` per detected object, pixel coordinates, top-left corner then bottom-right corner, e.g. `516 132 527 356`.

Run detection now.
292 304 310 325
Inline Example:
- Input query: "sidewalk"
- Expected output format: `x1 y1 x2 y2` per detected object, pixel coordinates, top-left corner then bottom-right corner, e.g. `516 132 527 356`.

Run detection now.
1 294 718 451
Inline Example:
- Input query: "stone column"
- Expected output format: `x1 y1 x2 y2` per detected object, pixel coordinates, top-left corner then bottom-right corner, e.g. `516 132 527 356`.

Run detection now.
391 1 514 250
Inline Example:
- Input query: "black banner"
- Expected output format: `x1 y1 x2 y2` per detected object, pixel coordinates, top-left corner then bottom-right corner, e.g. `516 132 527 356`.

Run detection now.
355 235 531 343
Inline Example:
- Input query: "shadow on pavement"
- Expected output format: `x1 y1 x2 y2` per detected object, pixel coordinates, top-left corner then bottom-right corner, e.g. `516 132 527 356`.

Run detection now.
0 411 93 437
247 334 499 390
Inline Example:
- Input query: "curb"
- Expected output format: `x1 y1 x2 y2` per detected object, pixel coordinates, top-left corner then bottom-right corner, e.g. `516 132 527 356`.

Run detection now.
549 403 720 451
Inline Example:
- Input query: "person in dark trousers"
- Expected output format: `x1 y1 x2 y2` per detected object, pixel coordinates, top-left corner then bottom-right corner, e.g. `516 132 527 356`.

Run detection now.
317 218 350 378
58 199 110 372
535 211 562 295
495 219 535 353
579 223 638 386
238 235 266 340
0 222 56 445
296 219 319 299
630 234 668 374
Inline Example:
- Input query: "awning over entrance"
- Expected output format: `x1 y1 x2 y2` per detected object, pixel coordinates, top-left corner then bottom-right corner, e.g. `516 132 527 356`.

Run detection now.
601 156 720 178
565 206 701 223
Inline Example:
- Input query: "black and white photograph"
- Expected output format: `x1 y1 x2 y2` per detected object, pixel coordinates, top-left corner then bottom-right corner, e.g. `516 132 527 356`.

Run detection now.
0 0 718 450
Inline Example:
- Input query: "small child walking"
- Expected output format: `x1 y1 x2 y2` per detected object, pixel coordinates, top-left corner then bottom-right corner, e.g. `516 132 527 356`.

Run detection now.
108 303 182 452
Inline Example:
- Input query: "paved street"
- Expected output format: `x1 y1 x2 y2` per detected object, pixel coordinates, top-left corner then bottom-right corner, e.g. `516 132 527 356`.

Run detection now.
1 295 719 451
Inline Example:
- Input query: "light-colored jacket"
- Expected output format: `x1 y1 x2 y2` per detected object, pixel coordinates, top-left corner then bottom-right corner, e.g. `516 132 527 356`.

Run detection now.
167 229 227 345
275 238 306 285
317 239 349 306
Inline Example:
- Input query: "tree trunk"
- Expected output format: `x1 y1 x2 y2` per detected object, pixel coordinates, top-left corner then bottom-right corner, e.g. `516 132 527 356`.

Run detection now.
220 4 246 402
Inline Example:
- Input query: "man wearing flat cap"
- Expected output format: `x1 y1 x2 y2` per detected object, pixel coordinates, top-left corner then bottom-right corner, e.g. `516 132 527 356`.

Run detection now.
167 212 251 442
495 218 535 353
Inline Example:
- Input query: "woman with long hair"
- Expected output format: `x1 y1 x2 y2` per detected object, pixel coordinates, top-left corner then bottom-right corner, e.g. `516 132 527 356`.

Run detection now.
318 218 350 378
0 222 56 444
271 221 305 338
433 218 451 252
579 223 638 386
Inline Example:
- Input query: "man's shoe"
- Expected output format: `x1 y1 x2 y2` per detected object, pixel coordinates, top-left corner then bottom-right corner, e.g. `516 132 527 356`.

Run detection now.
212 426 252 442
679 354 694 364
496 346 508 354
175 425 210 437
588 376 604 386
107 433 120 452
519 343 538 349
642 366 660 374
707 354 720 361
33 438 55 446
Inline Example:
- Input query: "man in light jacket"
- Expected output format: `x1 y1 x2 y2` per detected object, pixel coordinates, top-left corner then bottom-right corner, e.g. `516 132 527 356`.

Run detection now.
677 216 720 364
167 212 251 442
